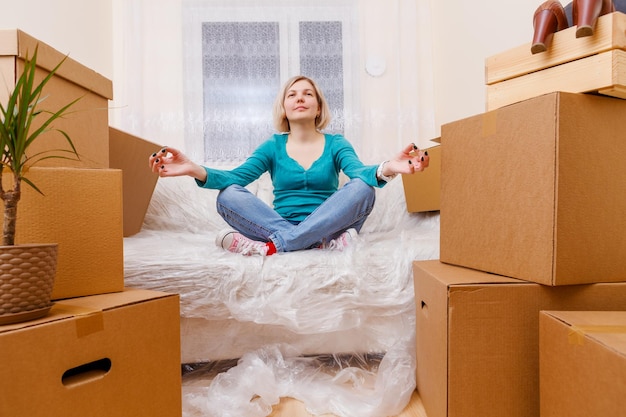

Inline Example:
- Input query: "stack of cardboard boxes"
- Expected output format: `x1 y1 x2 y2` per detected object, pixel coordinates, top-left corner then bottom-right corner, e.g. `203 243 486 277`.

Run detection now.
404 12 626 417
0 30 180 416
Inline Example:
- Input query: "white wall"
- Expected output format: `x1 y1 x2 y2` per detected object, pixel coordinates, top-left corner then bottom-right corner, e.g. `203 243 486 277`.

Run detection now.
108 0 185 152
358 0 438 160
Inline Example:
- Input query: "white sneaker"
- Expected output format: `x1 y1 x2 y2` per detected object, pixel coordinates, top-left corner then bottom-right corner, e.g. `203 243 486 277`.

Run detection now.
216 230 268 256
325 228 358 251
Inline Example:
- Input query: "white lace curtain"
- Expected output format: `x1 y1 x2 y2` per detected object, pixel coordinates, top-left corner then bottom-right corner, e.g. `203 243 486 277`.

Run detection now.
109 0 436 165
200 21 281 162
198 20 346 161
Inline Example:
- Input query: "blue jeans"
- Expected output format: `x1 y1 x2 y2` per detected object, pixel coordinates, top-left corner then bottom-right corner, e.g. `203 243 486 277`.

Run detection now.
216 178 376 252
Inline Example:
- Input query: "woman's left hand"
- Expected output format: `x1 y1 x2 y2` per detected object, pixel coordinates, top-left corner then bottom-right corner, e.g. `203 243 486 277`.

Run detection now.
383 143 430 176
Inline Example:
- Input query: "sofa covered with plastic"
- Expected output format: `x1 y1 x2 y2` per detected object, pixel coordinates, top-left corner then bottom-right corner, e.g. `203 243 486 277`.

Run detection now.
123 172 440 417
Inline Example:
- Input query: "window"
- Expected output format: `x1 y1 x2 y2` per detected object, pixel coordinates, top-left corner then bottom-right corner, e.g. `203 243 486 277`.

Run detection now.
183 1 358 163
201 21 281 161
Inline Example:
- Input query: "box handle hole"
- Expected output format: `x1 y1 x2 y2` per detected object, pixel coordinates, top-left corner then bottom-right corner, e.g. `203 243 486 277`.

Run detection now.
62 358 112 387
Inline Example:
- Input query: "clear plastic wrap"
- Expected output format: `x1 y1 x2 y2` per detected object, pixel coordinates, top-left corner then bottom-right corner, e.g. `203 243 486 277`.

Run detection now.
123 175 439 416
183 331 416 417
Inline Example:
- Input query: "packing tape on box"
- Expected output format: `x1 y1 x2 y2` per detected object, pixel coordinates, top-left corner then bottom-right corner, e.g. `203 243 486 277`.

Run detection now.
51 303 105 337
482 110 498 137
568 325 626 345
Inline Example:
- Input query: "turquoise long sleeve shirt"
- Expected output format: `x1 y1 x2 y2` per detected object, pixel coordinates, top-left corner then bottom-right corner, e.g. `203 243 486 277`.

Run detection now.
198 133 385 222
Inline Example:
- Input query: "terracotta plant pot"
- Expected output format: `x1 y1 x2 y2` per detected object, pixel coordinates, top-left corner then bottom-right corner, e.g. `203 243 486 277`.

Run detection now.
0 243 58 325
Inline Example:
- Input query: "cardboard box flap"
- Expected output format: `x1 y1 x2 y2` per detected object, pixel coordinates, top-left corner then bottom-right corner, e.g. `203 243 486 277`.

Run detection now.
57 288 173 311
540 310 626 417
543 310 626 352
0 288 175 334
0 28 18 55
402 138 442 213
109 127 160 236
0 29 112 99
426 261 524 287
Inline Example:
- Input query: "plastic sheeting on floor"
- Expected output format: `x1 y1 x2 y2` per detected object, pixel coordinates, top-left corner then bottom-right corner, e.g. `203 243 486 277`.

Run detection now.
182 326 416 417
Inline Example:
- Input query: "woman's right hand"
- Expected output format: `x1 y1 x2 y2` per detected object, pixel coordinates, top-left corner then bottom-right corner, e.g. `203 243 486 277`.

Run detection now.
148 146 207 182
383 143 430 177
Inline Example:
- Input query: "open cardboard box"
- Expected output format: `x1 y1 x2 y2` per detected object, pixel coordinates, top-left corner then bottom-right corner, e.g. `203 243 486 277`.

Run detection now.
414 260 626 417
440 91 626 286
401 138 440 212
0 29 112 168
0 288 182 417
485 12 626 110
539 310 626 417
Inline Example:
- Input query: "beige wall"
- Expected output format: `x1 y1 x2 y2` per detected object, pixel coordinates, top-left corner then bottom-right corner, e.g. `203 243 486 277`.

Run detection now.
0 0 542 151
429 0 538 131
0 0 113 79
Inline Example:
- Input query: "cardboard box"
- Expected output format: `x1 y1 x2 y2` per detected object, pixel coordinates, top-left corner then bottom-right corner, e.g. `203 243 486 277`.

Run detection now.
401 139 440 212
2 167 124 300
440 92 626 286
0 29 113 168
0 288 182 417
109 127 160 236
414 260 626 417
485 12 626 110
540 310 626 417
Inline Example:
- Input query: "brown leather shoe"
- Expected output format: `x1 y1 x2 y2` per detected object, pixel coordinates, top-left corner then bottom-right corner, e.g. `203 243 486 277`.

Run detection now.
532 0 570 54
573 0 615 37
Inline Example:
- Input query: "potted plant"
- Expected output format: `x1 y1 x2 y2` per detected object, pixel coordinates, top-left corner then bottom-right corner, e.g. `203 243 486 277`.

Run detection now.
0 46 80 324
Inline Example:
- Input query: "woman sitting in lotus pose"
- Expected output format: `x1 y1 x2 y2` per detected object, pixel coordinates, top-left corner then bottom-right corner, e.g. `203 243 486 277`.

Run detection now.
149 75 429 256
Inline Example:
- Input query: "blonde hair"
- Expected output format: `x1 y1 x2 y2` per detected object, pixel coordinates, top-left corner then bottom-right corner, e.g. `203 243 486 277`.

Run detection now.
273 75 331 132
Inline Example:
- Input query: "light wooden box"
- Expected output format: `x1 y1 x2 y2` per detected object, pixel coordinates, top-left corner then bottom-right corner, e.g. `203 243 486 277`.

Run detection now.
485 12 626 111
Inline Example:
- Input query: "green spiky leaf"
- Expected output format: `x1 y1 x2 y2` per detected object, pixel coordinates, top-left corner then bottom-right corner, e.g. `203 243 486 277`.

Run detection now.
0 45 81 245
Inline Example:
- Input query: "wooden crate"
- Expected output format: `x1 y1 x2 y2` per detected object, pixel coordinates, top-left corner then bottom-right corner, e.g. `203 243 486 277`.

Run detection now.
485 12 626 110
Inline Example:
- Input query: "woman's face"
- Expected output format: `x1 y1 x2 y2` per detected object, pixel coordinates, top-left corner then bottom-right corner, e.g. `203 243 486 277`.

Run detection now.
283 79 320 124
